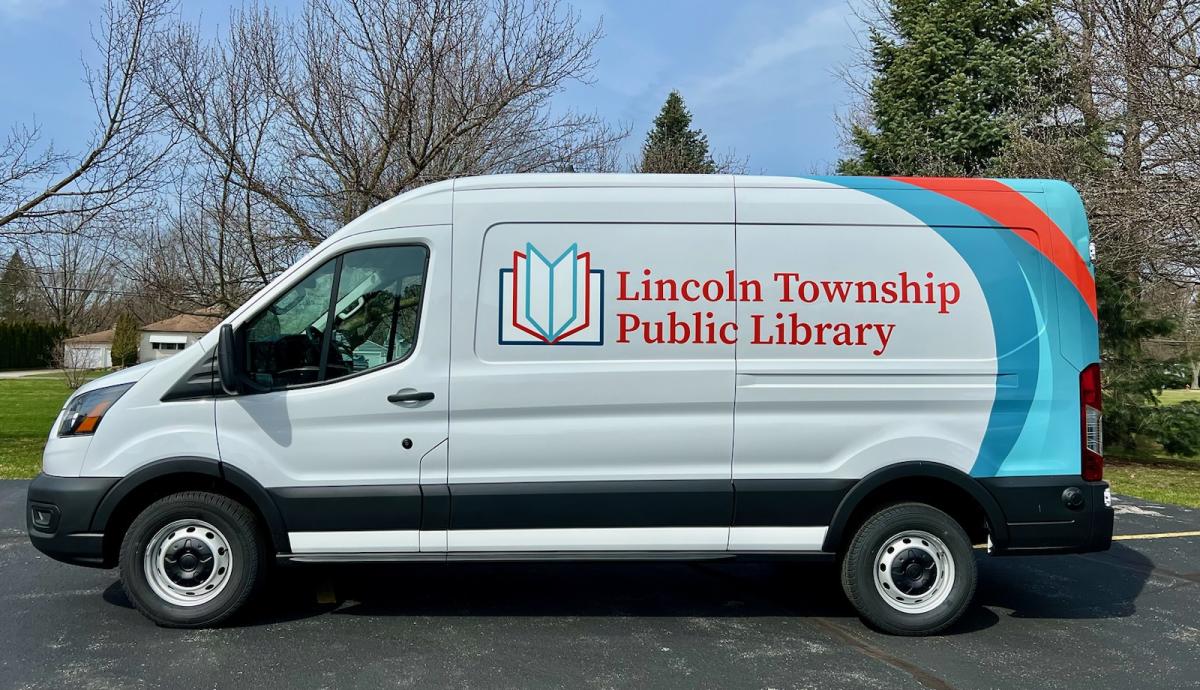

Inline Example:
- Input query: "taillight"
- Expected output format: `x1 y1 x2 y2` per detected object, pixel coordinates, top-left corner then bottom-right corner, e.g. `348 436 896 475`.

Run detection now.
1080 363 1103 481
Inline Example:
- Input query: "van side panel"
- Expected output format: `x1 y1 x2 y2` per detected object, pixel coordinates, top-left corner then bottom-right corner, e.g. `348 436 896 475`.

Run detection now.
732 219 999 484
733 181 1012 503
447 184 738 549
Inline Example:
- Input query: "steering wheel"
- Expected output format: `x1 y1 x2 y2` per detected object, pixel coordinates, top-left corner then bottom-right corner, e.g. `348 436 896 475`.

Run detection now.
305 325 355 370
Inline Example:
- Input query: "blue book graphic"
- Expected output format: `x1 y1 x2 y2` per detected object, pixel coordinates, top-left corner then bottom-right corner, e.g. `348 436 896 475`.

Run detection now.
524 242 580 341
498 241 603 346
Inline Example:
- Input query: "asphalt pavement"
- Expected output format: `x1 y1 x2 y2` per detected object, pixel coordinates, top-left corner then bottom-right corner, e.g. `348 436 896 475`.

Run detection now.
1 480 1197 689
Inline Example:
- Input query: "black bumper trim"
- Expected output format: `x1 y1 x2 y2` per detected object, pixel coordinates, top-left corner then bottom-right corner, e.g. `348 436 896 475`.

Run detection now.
26 473 120 568
448 480 733 530
980 475 1113 555
268 484 423 532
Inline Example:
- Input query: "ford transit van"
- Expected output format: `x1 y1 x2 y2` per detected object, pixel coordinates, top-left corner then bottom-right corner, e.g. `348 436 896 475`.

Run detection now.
26 174 1111 635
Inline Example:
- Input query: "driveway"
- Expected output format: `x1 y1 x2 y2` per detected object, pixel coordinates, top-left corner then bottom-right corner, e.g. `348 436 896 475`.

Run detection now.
0 480 1197 689
0 369 56 380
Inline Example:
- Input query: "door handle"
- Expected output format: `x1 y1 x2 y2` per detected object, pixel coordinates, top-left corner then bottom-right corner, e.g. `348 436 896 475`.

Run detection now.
388 390 435 403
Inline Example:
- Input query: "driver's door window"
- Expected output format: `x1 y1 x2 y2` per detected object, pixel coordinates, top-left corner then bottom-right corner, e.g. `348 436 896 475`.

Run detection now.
243 245 428 389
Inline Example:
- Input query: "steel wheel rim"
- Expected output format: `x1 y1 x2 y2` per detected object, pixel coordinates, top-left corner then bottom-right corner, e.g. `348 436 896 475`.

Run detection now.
872 529 955 614
143 519 233 607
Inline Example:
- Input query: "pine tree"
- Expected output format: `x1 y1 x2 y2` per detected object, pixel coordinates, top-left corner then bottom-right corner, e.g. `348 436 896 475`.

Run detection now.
110 312 140 368
638 91 716 174
0 251 34 322
839 0 1058 176
1095 270 1176 446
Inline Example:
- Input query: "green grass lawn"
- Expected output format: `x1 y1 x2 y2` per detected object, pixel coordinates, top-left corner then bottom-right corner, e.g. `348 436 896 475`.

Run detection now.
1158 388 1200 406
1107 458 1200 508
1105 387 1200 507
0 376 78 479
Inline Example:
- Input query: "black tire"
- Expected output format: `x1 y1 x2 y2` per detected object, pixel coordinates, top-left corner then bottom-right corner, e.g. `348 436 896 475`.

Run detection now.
118 491 265 628
840 502 977 636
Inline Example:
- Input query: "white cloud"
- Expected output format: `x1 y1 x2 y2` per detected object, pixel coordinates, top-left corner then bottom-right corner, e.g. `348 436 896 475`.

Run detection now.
688 2 858 105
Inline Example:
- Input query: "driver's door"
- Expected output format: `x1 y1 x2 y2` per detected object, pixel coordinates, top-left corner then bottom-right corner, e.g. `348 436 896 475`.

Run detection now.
216 226 450 552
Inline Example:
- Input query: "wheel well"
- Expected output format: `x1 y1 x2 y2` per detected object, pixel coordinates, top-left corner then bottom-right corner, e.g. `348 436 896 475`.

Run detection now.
100 473 271 568
834 476 992 551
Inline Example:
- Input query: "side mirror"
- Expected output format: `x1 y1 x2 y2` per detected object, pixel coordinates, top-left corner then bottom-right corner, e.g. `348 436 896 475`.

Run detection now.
217 324 241 395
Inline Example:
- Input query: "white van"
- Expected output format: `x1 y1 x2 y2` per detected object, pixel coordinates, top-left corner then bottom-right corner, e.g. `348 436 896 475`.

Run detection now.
27 174 1111 635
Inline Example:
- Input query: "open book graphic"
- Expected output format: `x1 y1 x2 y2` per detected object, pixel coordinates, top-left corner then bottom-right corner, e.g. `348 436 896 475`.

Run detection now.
500 242 604 345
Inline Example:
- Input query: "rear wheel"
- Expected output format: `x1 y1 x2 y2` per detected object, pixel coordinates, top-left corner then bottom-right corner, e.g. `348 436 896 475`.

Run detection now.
119 491 265 628
840 502 977 635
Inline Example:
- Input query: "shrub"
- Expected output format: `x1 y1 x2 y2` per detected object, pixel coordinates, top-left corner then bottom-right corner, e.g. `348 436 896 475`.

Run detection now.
110 313 140 367
1147 402 1200 457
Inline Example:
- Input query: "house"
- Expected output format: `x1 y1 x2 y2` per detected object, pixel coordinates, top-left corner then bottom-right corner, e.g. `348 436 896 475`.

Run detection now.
351 339 388 370
59 309 225 369
62 329 114 369
139 312 223 361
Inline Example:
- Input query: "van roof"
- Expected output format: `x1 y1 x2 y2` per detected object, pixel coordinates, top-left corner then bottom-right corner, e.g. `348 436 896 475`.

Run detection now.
445 173 1059 194
337 174 1084 258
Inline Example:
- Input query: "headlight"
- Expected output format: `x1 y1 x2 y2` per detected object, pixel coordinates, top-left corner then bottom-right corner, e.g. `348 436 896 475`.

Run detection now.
58 383 134 437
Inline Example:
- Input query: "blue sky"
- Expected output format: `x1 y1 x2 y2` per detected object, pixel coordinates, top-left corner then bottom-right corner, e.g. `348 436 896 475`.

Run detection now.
0 0 863 175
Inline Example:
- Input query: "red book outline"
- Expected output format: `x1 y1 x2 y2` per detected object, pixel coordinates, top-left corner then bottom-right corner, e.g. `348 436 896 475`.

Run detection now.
509 250 593 343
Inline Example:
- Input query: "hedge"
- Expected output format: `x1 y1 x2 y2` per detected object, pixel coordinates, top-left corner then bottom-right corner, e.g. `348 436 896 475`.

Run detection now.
0 321 68 370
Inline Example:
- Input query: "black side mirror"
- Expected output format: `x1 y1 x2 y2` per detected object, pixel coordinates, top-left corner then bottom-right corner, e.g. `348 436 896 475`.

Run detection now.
217 324 241 395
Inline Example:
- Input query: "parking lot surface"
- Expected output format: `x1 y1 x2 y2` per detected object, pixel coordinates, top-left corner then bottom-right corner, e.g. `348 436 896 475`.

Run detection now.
1 480 1197 689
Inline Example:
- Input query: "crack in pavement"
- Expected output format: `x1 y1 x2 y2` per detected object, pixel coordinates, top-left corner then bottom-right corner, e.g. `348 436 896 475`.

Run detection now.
1079 553 1200 586
685 563 957 690
810 617 958 690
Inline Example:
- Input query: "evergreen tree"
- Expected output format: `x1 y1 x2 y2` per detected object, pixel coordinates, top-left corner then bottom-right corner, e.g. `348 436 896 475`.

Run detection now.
1095 269 1176 446
110 312 140 367
638 91 716 174
0 251 34 322
0 321 67 369
839 0 1058 176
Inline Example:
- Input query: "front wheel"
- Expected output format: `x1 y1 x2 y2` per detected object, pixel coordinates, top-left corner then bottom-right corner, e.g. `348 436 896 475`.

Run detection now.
840 502 977 635
119 491 265 628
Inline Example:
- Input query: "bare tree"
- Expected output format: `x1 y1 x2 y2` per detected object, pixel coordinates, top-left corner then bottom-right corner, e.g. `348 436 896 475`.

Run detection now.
149 0 626 255
1145 283 1200 388
135 161 304 314
52 342 95 389
19 218 123 334
995 0 1200 281
0 0 175 238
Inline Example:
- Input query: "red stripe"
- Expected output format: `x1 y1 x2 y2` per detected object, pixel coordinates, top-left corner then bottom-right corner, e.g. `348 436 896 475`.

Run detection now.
892 177 1097 318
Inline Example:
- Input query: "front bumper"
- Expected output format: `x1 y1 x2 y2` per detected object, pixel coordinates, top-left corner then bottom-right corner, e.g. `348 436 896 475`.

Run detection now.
27 473 119 568
981 475 1113 555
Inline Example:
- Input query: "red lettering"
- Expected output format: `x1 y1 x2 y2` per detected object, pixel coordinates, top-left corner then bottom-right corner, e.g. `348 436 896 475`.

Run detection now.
822 280 853 303
617 272 636 301
939 282 960 314
799 280 819 303
773 272 800 301
719 321 738 344
617 314 640 343
739 278 762 302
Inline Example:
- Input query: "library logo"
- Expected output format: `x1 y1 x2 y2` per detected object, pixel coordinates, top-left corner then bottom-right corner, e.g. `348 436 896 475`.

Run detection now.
499 243 604 345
